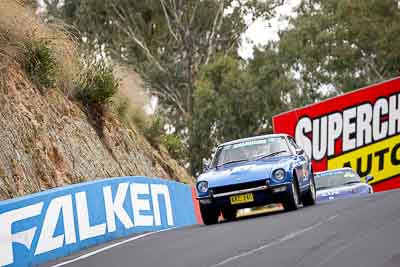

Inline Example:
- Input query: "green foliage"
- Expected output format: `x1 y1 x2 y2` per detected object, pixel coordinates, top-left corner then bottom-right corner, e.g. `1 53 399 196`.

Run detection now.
162 134 187 163
113 96 129 120
43 0 285 163
23 40 57 93
42 0 400 175
190 53 296 174
279 0 400 100
249 46 298 115
141 116 187 162
112 95 149 131
78 60 119 106
142 116 165 146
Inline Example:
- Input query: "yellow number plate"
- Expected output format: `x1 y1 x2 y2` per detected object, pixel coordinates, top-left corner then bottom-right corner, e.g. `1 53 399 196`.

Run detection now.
229 193 254 205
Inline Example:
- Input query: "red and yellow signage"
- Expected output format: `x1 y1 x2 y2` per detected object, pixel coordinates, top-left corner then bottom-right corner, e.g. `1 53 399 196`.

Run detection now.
273 77 400 192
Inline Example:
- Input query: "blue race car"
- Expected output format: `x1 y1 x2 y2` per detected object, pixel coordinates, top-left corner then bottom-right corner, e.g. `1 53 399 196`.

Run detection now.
315 168 374 203
196 134 316 225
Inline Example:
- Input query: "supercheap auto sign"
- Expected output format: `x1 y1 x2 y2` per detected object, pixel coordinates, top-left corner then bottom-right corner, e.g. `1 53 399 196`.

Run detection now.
273 77 400 192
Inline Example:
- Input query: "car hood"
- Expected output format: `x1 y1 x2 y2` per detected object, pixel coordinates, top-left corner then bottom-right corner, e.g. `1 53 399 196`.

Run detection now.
316 183 370 202
198 157 293 188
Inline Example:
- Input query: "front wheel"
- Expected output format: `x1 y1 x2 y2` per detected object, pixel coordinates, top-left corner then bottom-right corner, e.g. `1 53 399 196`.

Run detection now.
282 181 301 211
302 176 316 206
200 203 219 225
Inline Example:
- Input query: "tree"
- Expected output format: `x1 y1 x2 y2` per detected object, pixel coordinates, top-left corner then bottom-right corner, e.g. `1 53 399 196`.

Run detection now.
279 0 400 101
43 0 285 126
190 47 296 174
191 55 257 174
41 0 286 173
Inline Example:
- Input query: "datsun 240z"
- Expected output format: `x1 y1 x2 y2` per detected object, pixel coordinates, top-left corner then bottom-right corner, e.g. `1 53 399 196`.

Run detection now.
196 134 316 225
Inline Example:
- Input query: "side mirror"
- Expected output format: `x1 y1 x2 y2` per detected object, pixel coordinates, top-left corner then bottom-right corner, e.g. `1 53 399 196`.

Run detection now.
295 148 304 155
365 175 374 184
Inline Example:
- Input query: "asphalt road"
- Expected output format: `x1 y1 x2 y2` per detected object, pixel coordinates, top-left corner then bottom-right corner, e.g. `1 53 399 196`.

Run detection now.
44 189 400 267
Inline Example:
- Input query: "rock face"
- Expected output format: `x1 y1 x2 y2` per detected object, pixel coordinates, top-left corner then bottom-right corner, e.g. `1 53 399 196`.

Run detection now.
0 66 192 200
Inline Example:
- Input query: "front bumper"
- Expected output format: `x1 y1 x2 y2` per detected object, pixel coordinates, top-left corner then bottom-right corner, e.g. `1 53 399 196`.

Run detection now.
197 183 291 209
316 191 371 203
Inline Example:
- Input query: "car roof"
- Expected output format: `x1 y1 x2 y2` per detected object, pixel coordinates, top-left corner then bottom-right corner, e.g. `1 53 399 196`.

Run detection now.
218 134 290 147
315 167 354 176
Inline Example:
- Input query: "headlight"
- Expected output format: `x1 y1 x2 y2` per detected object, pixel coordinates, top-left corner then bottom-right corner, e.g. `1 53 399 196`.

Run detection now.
273 169 285 180
197 181 209 193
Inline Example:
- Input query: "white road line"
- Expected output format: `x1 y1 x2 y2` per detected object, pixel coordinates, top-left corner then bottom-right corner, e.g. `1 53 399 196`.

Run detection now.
210 214 339 267
48 227 176 267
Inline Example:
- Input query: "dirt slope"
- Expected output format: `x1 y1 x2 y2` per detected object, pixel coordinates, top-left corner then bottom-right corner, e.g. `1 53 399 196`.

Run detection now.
0 65 192 200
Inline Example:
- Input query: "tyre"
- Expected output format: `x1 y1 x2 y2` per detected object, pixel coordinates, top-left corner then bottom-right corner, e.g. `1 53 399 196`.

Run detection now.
302 175 316 206
282 180 301 211
200 203 219 225
222 208 237 221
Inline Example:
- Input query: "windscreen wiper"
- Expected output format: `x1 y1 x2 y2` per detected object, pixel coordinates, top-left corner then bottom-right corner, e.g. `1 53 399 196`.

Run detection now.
255 150 287 161
217 159 248 168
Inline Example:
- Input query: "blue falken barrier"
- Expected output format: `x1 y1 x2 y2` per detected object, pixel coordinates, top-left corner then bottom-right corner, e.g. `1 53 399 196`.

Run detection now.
0 176 197 267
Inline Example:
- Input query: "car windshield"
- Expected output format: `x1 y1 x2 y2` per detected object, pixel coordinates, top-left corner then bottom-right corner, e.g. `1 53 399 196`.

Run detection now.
211 136 291 168
315 170 361 190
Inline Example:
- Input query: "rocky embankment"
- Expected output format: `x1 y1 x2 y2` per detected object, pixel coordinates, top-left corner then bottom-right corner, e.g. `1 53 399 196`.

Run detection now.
0 65 191 200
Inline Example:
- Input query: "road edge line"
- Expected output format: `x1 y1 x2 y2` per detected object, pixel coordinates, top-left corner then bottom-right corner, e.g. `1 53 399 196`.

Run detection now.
48 227 176 267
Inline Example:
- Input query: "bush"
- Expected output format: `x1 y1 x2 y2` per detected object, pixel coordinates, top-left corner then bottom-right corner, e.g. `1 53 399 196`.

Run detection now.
0 0 81 96
141 115 187 162
111 94 149 131
111 65 151 132
113 96 130 119
143 116 165 146
162 134 187 162
78 60 119 106
23 39 57 93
